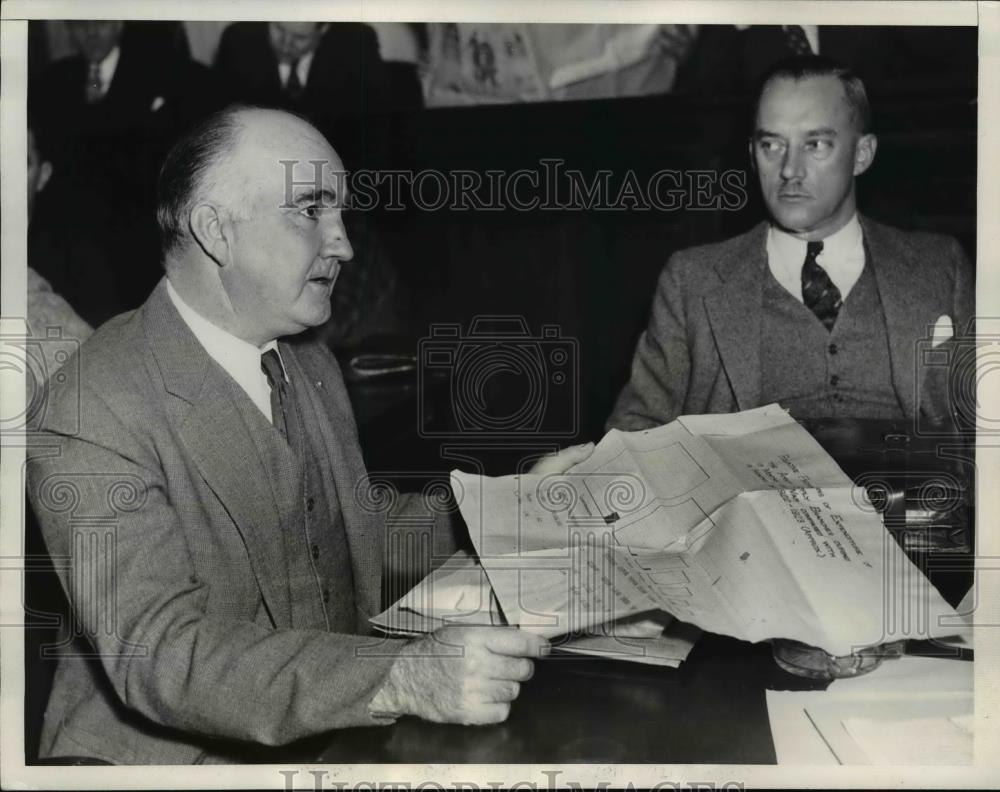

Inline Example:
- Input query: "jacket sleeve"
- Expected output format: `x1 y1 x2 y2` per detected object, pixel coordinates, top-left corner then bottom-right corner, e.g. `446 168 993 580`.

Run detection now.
27 382 406 747
606 252 693 432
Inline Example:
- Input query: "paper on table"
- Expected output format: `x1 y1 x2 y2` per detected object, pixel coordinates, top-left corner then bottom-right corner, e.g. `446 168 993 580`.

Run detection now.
765 690 839 765
766 655 973 765
806 695 972 765
452 404 960 656
841 712 973 765
371 550 698 666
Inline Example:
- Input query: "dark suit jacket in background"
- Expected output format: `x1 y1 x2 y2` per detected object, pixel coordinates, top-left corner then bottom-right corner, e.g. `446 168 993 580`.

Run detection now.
30 23 227 315
607 216 974 432
30 22 222 153
27 280 454 764
214 22 395 120
674 25 977 101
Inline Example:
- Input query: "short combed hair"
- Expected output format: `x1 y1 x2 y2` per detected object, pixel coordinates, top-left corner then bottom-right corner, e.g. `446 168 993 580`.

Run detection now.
752 55 872 134
156 104 250 259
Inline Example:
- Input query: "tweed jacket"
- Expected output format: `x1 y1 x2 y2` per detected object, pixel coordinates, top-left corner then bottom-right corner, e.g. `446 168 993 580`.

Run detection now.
26 280 434 764
607 216 975 431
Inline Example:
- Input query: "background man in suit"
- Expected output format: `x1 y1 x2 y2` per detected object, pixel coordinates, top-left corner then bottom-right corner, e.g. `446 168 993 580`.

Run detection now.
214 21 394 121
30 20 225 314
27 106 590 764
608 56 973 431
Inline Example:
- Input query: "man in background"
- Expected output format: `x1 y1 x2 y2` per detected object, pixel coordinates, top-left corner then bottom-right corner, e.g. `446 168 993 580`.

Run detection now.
608 56 973 431
214 21 394 119
30 20 225 313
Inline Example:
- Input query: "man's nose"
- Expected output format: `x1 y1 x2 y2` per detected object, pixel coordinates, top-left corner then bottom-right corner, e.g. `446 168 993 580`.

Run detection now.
320 215 354 262
780 146 806 181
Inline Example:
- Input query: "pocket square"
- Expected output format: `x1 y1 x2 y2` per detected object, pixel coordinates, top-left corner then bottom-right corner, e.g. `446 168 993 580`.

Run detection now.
150 96 165 112
931 314 954 347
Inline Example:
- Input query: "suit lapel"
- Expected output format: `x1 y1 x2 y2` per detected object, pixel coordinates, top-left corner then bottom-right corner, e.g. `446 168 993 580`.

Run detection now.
862 216 931 420
703 222 769 411
142 281 293 627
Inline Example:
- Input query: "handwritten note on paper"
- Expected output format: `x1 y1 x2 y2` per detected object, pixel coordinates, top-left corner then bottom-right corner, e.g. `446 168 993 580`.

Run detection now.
450 404 960 656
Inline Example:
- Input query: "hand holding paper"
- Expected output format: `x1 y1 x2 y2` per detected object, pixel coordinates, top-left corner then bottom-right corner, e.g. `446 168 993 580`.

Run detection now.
371 625 547 725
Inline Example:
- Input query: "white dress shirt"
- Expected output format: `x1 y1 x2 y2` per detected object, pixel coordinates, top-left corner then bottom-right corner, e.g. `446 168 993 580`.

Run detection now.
766 214 866 303
782 24 820 54
91 45 121 99
166 279 286 423
277 50 315 89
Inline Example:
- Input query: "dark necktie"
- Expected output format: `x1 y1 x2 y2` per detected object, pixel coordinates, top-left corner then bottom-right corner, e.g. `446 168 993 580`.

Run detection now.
285 59 304 101
801 240 842 332
260 349 290 441
85 61 103 103
784 25 814 56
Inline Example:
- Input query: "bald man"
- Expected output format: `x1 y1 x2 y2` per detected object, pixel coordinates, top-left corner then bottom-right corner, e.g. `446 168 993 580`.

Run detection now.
27 106 589 765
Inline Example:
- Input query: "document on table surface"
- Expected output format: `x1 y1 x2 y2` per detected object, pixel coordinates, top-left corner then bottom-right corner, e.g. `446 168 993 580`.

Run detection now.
451 404 960 656
371 550 698 667
766 655 973 765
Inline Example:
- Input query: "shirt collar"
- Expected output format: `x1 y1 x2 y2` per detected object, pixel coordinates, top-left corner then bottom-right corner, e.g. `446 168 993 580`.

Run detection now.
768 213 863 263
766 214 865 302
278 49 315 87
96 45 120 91
165 279 286 419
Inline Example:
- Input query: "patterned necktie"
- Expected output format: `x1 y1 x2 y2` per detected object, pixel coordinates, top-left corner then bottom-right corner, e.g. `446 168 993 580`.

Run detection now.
784 25 814 56
85 61 103 103
285 59 304 101
801 240 842 332
260 349 289 441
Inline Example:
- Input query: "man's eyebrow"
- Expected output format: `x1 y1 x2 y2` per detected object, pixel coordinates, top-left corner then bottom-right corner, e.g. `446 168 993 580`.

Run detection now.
291 188 338 206
753 129 783 140
805 127 838 137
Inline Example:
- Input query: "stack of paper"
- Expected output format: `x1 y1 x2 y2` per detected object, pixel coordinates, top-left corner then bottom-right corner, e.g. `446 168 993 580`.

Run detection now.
372 549 699 667
766 656 973 765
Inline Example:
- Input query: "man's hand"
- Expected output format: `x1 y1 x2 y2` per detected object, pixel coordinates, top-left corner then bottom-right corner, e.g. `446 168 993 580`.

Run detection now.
527 442 595 476
371 626 548 725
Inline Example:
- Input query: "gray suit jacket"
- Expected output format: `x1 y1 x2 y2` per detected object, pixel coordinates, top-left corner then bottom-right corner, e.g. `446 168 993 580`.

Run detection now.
607 216 975 431
27 280 438 764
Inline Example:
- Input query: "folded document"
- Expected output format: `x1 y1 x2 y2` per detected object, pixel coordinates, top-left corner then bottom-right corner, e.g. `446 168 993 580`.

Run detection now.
374 405 962 659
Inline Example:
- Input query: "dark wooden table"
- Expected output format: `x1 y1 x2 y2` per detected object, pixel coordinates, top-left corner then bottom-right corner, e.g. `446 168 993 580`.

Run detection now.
315 634 826 764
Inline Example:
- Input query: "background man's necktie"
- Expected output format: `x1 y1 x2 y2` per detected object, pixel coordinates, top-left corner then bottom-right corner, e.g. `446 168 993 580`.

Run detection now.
286 60 304 101
85 61 103 103
784 25 814 55
801 240 842 332
260 349 290 441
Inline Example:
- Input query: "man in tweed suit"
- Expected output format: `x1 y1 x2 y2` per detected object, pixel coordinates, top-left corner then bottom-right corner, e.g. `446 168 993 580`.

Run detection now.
608 56 974 431
26 107 589 764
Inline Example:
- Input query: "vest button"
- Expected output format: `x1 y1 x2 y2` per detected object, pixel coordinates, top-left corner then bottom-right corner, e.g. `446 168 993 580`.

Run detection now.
311 544 320 559
322 589 330 603
306 496 315 512
828 343 838 355
830 375 840 387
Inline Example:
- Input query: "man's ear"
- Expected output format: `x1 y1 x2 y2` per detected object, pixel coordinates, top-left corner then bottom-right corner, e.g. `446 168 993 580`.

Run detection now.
189 203 231 267
853 133 878 177
37 161 53 193
747 137 757 173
